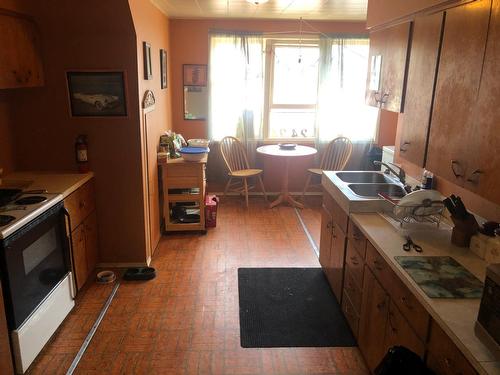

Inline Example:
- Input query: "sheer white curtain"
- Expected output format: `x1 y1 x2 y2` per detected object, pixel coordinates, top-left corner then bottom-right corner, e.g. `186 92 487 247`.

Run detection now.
317 36 379 142
208 32 265 145
316 36 379 169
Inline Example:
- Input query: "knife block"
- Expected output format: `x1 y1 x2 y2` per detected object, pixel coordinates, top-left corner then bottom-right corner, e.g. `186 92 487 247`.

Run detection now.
451 213 480 247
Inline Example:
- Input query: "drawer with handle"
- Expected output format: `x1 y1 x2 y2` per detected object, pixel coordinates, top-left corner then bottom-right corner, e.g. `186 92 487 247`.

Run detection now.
344 264 363 313
63 180 95 231
345 241 365 289
341 291 360 338
366 241 393 288
348 221 367 259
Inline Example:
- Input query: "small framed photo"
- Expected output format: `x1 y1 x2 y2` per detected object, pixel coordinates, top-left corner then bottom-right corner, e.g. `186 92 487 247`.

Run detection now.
183 64 207 86
67 71 127 117
143 42 152 80
160 49 167 89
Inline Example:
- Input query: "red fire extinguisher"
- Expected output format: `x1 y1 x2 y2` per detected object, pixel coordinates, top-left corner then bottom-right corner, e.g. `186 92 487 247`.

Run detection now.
75 135 89 173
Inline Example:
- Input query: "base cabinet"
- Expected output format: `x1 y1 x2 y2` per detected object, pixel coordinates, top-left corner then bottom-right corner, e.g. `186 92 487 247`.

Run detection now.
64 180 98 291
427 321 478 375
319 191 348 302
358 266 390 372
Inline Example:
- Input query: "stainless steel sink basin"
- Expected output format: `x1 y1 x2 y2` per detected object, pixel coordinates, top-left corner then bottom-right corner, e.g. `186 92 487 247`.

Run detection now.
335 172 396 184
347 183 406 198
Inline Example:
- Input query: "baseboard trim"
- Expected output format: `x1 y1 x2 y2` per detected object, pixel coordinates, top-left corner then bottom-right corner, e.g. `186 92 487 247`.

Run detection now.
97 262 149 268
209 191 323 196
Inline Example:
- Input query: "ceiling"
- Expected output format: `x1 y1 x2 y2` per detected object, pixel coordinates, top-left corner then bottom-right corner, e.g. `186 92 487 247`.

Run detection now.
151 0 368 21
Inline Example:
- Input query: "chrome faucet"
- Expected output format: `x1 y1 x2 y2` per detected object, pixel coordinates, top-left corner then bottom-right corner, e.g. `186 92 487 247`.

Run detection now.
374 161 406 185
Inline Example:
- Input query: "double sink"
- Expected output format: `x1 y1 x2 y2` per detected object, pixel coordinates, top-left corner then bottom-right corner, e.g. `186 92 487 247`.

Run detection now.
335 171 406 199
322 170 407 214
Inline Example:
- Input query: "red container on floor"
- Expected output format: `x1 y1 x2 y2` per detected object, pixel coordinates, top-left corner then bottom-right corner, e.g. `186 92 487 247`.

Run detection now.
205 195 219 228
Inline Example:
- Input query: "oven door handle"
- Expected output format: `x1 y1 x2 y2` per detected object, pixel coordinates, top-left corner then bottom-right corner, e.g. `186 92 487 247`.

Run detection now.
62 207 77 298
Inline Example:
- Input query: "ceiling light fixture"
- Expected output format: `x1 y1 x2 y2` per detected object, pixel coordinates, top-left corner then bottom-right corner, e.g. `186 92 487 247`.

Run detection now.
246 0 269 5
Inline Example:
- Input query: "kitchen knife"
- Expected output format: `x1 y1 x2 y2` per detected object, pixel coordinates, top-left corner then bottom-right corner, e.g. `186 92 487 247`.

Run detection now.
443 197 457 217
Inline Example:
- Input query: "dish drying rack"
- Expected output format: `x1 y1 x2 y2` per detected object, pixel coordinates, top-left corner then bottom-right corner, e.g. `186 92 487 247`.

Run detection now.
379 194 446 227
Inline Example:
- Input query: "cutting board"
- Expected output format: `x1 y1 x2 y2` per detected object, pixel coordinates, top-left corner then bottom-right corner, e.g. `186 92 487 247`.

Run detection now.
395 256 483 298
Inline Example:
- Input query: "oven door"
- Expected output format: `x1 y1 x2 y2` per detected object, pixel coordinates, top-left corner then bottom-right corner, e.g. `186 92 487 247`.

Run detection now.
0 201 71 329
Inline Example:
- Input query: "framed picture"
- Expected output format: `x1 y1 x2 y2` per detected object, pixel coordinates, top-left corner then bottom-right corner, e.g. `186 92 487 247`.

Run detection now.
183 64 207 86
67 71 127 117
160 49 167 89
143 42 152 80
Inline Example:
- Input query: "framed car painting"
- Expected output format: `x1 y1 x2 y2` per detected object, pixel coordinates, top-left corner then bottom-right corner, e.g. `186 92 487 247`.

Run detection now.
66 71 127 117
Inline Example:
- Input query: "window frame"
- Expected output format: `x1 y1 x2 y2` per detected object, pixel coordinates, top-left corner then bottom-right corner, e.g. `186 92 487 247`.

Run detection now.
263 37 321 142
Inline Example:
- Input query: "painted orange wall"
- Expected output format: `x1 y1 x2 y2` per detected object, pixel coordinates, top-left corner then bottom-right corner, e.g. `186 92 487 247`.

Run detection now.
169 18 368 140
129 0 172 257
169 18 368 191
394 113 500 222
7 0 149 264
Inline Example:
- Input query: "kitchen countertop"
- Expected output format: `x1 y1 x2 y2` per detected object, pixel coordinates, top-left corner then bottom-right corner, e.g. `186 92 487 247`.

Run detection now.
1 171 94 199
351 212 500 375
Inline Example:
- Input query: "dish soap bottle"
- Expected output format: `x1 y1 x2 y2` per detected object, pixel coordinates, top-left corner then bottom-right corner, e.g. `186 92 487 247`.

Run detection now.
421 169 434 189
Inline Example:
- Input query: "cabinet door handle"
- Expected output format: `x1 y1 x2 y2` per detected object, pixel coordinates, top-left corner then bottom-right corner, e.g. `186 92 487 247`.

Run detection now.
373 259 383 271
326 222 332 229
376 301 386 311
466 169 483 184
400 141 410 152
350 256 359 265
444 358 452 368
400 296 413 310
451 160 463 178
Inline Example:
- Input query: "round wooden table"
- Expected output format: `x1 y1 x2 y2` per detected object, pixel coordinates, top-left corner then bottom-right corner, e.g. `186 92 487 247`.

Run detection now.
256 144 317 208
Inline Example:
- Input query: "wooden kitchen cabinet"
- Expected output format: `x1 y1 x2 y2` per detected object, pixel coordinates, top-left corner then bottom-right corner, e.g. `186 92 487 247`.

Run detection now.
426 0 491 185
64 180 99 291
0 282 14 374
465 0 500 204
319 190 348 302
427 320 478 375
398 12 444 167
0 10 44 89
385 300 425 358
366 0 467 29
366 22 411 113
358 266 390 372
319 205 333 271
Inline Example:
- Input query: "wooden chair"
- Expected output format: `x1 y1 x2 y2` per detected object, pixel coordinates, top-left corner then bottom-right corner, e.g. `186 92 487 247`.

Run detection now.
302 137 353 198
220 136 268 207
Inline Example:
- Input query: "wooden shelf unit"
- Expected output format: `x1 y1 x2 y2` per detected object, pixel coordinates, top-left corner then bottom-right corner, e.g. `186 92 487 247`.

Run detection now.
161 156 207 232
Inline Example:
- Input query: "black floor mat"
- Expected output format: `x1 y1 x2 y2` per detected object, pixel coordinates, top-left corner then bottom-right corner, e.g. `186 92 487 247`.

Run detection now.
238 267 356 348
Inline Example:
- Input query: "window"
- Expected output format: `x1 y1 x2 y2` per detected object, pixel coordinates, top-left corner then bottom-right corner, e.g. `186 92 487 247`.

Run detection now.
208 33 377 143
265 40 320 139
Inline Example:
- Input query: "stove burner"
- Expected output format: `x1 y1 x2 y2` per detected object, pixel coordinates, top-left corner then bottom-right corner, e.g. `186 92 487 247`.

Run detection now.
0 215 15 226
15 196 47 205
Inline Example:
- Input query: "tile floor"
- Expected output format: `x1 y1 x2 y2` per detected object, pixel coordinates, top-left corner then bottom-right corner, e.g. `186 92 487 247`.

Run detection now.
27 196 368 375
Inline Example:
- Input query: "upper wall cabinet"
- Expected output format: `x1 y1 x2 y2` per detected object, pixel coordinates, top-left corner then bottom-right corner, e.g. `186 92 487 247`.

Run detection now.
366 22 411 113
426 0 491 187
398 12 444 166
366 0 470 29
465 0 500 203
0 10 44 89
